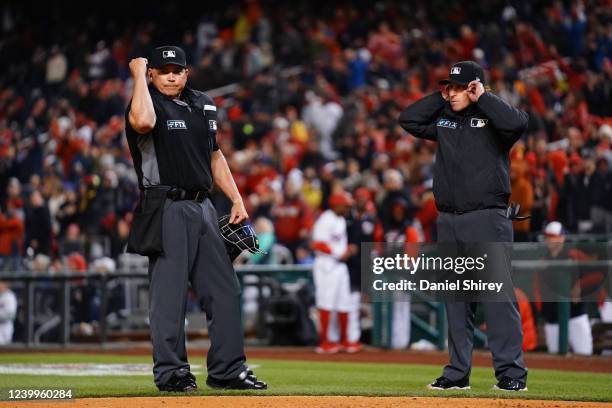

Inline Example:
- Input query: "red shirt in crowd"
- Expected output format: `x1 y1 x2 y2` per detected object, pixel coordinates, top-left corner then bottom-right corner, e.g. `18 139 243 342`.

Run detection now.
271 198 314 244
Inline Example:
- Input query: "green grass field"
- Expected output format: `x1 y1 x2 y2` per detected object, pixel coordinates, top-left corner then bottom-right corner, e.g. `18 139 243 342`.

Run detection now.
0 353 610 402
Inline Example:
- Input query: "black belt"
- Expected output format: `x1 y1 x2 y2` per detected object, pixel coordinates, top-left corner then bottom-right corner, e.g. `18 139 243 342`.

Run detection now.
442 204 530 220
145 186 210 203
441 207 502 215
167 187 210 202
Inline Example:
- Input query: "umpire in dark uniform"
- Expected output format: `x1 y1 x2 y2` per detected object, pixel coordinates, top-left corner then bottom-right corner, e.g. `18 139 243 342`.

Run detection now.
398 61 528 391
125 46 266 392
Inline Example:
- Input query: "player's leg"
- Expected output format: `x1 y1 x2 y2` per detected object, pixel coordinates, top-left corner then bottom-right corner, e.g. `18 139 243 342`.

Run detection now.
544 322 560 353
482 301 528 382
429 213 471 389
336 263 353 349
442 301 476 381
568 313 593 355
391 294 410 349
148 199 198 387
189 199 247 381
459 209 527 389
348 291 362 344
313 257 340 353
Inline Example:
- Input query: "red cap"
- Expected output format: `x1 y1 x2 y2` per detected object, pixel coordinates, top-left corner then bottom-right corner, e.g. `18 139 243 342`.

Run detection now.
329 191 354 207
353 187 372 201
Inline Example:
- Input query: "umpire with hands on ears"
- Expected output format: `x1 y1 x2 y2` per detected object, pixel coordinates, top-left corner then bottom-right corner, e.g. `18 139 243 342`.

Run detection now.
125 46 267 392
399 61 529 392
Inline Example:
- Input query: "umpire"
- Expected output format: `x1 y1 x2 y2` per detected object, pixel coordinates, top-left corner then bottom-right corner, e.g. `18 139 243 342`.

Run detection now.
399 61 528 391
125 46 266 392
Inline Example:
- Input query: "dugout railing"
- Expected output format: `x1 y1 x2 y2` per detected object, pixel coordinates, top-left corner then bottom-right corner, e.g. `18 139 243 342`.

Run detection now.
0 256 609 354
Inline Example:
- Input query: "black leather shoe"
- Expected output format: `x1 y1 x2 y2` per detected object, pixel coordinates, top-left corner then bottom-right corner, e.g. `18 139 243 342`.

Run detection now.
245 369 267 388
157 370 198 392
427 375 470 390
206 370 267 390
494 376 527 391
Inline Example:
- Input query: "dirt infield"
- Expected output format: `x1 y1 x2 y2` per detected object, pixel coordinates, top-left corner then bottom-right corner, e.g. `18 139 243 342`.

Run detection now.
5 396 612 408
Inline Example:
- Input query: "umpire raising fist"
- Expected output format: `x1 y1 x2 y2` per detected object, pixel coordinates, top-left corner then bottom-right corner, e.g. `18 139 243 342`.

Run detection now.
399 61 528 392
125 46 266 392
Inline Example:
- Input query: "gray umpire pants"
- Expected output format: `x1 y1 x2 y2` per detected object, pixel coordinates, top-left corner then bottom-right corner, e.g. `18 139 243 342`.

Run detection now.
437 208 528 383
148 197 246 386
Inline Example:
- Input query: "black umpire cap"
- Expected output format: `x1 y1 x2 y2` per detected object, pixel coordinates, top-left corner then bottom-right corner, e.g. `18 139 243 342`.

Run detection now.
438 61 485 86
148 46 187 69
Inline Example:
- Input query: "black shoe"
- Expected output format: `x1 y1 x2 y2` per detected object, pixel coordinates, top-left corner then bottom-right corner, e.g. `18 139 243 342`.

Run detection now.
427 375 470 390
206 370 267 390
157 370 198 392
494 376 527 391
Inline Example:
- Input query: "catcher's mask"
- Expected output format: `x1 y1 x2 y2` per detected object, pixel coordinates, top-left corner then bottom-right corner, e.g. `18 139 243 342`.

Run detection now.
218 214 267 260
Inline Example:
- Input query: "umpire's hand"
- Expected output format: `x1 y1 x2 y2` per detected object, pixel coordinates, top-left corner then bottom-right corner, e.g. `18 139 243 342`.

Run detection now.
229 200 249 224
129 57 148 79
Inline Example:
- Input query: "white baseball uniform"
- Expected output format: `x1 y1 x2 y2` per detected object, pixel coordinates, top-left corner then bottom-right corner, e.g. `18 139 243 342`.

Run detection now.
544 313 593 355
0 288 17 345
312 209 352 312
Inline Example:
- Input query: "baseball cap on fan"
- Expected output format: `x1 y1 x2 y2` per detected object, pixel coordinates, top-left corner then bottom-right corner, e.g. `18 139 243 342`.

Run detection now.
148 46 187 69
438 61 485 86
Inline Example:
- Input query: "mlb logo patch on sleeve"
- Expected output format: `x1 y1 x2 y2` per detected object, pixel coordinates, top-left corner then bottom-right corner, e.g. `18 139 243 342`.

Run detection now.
167 120 187 129
209 120 217 131
470 118 488 128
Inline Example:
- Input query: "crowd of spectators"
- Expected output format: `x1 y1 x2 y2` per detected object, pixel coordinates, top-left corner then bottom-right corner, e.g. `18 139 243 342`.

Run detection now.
0 1 610 340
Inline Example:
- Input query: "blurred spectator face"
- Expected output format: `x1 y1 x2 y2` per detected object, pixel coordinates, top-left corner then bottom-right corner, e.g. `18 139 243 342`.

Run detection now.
7 178 20 197
331 203 350 217
567 127 583 151
545 222 566 254
391 202 406 222
254 217 274 234
67 223 81 241
29 174 41 189
354 189 371 211
347 159 360 175
534 137 547 156
33 254 51 273
30 190 44 207
149 65 189 98
0 282 8 293
284 181 299 199
303 166 317 180
447 84 471 112
383 169 403 191
596 158 609 174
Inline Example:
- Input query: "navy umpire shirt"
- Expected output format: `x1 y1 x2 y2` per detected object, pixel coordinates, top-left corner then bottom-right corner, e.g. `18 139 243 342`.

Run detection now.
125 84 220 192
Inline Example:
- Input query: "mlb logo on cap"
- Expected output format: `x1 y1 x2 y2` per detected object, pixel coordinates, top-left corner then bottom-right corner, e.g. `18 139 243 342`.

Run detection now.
439 61 486 86
149 46 187 69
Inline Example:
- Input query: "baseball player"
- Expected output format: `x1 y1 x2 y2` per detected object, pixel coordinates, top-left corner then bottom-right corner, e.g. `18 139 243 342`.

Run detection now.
311 191 360 353
0 281 16 345
328 187 376 350
399 61 528 391
539 221 595 355
125 46 266 391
